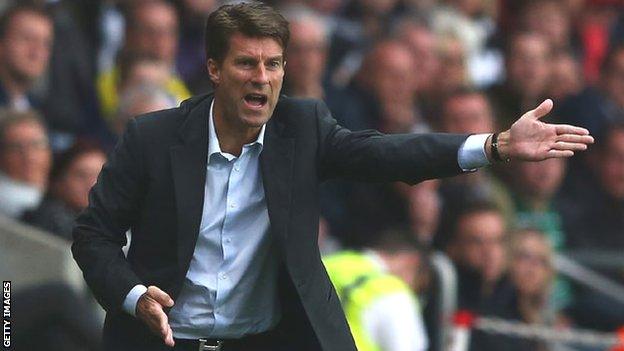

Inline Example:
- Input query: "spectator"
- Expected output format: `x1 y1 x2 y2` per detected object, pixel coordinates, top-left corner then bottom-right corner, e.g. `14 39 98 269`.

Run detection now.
508 158 567 249
470 228 555 351
561 122 624 330
507 157 573 311
329 40 427 133
434 89 514 249
488 32 552 128
508 229 555 325
392 19 440 101
0 4 53 111
447 202 511 314
548 51 584 102
22 141 106 241
96 0 190 120
283 6 330 99
519 0 575 52
439 88 495 133
396 180 441 247
0 109 51 218
321 39 424 247
112 83 177 138
433 36 469 99
323 228 428 351
562 122 624 250
117 52 172 95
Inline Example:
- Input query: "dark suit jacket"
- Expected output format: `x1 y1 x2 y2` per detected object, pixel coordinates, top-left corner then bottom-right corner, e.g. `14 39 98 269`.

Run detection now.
72 93 468 350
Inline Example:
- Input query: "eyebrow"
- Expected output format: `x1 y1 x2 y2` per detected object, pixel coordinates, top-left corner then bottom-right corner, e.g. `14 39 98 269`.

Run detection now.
233 54 284 62
267 55 284 61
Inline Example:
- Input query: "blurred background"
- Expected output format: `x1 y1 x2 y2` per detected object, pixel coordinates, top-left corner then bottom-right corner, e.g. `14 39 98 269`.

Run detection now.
0 0 623 350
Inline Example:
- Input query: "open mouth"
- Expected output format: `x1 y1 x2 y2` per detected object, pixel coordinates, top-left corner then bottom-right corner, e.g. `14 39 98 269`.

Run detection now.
244 93 268 108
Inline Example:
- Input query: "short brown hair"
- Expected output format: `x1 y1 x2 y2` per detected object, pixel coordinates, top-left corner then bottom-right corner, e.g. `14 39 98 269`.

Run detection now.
204 2 290 63
0 3 51 39
0 109 47 148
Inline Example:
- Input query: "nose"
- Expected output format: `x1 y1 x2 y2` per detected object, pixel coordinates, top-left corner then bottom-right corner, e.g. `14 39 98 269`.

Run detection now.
251 64 269 86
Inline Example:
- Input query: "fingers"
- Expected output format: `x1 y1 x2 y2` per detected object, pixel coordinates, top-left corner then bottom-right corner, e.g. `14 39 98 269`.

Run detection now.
557 134 595 144
546 149 574 158
530 99 554 120
551 141 588 151
555 124 591 136
147 285 175 308
137 286 176 347
163 320 175 347
153 308 174 346
148 304 174 346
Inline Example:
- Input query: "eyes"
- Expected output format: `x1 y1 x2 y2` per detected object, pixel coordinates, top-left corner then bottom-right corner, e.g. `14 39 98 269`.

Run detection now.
235 57 283 70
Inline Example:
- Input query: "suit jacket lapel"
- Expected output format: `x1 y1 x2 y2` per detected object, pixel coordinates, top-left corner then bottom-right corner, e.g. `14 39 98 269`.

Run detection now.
170 96 210 274
261 106 295 241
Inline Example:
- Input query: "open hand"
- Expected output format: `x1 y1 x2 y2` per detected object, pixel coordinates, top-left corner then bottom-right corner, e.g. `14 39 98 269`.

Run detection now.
496 99 594 161
136 285 175 347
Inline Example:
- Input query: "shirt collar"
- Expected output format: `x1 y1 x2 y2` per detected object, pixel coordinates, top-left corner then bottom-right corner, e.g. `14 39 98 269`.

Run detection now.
208 98 266 158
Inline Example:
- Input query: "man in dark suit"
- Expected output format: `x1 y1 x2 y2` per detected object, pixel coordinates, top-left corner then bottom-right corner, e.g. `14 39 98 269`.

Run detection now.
72 3 594 351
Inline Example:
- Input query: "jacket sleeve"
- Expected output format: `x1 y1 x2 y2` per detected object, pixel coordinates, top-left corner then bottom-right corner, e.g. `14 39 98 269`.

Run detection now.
72 118 146 314
316 100 469 184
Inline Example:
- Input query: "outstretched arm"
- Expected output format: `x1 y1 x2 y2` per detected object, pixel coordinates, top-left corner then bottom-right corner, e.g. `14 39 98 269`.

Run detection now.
487 99 594 162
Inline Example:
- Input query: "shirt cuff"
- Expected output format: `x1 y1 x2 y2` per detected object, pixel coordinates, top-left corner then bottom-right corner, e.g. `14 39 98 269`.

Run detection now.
123 284 148 317
457 133 491 171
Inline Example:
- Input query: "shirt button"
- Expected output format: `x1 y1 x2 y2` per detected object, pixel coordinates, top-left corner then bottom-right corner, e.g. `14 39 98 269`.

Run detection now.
225 238 231 243
229 203 236 209
220 273 227 280
234 166 240 172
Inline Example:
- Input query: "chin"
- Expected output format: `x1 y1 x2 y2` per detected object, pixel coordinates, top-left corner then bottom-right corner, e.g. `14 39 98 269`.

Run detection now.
241 114 270 128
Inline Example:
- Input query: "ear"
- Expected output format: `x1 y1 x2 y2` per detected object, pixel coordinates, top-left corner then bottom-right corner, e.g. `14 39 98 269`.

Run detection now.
207 58 220 85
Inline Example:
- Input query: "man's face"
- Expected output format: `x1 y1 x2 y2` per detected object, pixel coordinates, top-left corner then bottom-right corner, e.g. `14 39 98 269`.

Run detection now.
128 3 178 64
285 20 327 91
398 26 439 93
57 151 106 211
514 158 565 200
208 33 285 133
369 43 416 104
549 54 582 100
442 94 494 134
455 211 506 283
507 35 550 98
0 11 53 83
510 233 552 297
521 1 570 50
0 120 51 188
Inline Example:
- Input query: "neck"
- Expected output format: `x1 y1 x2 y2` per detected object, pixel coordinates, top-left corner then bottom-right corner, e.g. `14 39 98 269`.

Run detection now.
213 101 260 157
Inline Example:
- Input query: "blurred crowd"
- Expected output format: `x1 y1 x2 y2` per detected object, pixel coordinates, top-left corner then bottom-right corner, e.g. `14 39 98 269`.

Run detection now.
0 0 623 350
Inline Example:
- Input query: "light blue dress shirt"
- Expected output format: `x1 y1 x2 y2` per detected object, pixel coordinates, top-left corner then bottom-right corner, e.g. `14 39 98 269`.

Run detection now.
124 99 279 338
122 100 491 337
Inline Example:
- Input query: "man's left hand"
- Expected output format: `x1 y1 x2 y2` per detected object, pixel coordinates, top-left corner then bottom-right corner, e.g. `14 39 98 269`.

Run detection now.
491 99 594 162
